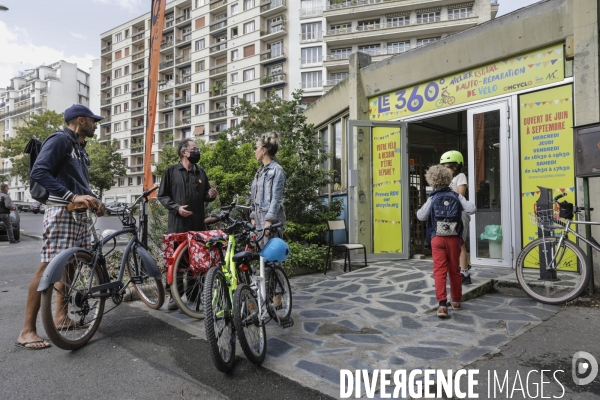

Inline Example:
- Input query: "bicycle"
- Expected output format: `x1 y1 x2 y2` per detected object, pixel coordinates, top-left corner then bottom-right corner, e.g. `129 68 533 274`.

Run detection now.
38 185 164 350
516 192 598 304
435 88 456 107
201 201 292 372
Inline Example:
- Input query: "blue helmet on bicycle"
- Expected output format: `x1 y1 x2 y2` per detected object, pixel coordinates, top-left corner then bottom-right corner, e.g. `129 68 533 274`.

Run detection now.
260 238 290 262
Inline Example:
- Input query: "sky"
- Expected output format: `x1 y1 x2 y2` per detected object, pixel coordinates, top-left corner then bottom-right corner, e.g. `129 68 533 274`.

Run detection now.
0 0 541 89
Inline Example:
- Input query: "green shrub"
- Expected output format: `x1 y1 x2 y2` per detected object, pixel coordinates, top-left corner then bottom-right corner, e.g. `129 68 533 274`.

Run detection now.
283 242 329 275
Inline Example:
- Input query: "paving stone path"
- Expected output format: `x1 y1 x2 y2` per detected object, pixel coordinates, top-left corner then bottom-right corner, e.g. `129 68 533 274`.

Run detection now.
140 260 562 399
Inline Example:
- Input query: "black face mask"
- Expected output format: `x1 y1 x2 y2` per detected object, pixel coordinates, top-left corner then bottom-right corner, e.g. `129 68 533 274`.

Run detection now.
187 150 200 164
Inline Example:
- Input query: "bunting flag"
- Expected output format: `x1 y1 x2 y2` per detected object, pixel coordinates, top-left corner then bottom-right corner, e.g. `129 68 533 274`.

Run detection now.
521 188 575 196
374 219 402 225
372 130 401 140
372 180 402 188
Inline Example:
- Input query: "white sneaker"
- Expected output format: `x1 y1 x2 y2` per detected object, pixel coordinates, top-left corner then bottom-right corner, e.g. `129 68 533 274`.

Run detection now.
168 296 178 311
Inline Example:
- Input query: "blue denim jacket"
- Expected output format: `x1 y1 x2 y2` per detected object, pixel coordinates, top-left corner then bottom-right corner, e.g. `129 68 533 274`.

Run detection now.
250 160 286 222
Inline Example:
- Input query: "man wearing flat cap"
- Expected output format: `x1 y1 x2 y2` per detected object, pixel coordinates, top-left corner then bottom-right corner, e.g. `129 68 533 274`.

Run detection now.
16 104 106 350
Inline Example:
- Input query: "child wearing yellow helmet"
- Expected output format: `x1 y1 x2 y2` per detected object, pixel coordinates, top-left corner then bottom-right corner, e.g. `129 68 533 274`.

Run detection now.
440 150 473 285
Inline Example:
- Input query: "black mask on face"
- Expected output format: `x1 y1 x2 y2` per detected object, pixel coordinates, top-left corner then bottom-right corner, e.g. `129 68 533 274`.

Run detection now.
187 149 200 164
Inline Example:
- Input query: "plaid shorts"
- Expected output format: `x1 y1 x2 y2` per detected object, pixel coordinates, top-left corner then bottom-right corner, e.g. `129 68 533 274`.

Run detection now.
41 206 92 262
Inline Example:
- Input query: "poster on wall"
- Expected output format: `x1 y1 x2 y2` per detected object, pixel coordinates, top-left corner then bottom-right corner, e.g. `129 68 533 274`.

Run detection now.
372 127 403 253
369 43 565 121
520 84 575 250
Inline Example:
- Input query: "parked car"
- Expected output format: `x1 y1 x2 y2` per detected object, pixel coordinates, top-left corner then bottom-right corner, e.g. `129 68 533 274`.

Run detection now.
0 205 20 241
29 202 42 214
40 203 47 214
14 202 31 213
105 202 130 216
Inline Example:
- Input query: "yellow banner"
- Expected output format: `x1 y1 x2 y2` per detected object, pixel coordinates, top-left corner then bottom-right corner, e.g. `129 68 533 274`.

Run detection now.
372 127 403 253
519 85 576 270
369 44 565 121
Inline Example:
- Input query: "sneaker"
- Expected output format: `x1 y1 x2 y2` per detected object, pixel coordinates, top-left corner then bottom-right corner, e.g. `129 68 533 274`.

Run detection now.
168 297 178 311
451 302 462 310
437 306 448 318
9 240 19 244
462 274 472 285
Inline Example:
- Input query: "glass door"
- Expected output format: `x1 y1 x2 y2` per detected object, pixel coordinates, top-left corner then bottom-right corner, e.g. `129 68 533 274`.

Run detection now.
467 102 512 266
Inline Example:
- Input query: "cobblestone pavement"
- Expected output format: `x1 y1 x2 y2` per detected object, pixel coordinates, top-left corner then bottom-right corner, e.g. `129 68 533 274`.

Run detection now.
132 260 562 399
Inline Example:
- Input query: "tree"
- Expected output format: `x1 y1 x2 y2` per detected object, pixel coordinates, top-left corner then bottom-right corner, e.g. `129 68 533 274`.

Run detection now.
152 135 180 178
0 110 64 184
86 139 128 199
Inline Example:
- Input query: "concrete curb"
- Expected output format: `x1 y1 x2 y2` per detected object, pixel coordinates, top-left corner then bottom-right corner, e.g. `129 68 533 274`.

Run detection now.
22 232 42 241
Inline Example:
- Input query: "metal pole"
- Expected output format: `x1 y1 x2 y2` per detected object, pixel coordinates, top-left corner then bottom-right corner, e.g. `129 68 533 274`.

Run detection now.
584 177 594 294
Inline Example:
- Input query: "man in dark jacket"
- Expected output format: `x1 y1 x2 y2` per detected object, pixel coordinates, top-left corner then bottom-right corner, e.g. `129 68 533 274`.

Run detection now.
158 139 218 233
0 183 18 243
16 104 105 350
158 139 218 311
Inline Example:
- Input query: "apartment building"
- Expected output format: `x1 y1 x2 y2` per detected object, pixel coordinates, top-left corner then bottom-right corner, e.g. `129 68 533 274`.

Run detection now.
0 61 90 201
98 0 497 203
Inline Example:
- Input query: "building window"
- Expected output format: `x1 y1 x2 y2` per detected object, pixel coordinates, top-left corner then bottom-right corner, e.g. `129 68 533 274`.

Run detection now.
268 64 282 76
329 72 349 85
358 44 381 56
196 60 205 72
195 0 206 7
448 7 473 19
114 122 121 132
387 41 410 54
231 72 238 84
301 71 322 89
195 16 205 29
124 84 130 93
124 102 129 111
123 139 129 148
115 32 123 42
231 3 239 15
243 92 255 103
243 21 255 34
137 176 142 185
195 103 205 115
124 120 129 130
357 19 380 31
114 86 122 96
301 46 322 65
387 16 410 27
301 22 322 41
243 68 254 81
417 37 440 47
243 44 255 58
417 12 441 24
231 49 239 61
114 69 122 78
230 119 238 128
329 47 352 60
195 38 205 51
124 65 130 75
231 27 238 38
114 104 121 114
196 81 206 93
125 29 130 38
119 178 125 186
267 88 283 99
329 23 351 34
128 177 133 186
231 96 239 107
268 40 282 57
244 0 254 10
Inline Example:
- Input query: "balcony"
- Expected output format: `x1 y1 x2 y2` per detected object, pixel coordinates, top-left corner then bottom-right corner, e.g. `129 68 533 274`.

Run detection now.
324 0 407 22
209 41 228 55
175 13 191 25
209 64 227 77
129 164 145 173
175 95 192 106
260 0 286 17
132 51 145 61
176 75 192 86
300 31 323 44
176 117 192 127
160 60 174 70
132 70 145 80
130 145 144 154
132 32 145 42
160 101 174 110
300 6 323 18
209 109 227 120
210 0 228 12
164 18 175 30
101 44 112 54
260 73 286 87
175 54 191 66
159 80 175 91
209 87 227 98
260 48 287 64
177 34 192 46
159 121 174 130
131 88 145 98
131 127 145 135
260 25 286 40
324 77 348 89
160 40 174 50
101 80 111 89
100 116 112 125
300 56 323 68
101 99 112 107
210 20 227 34
102 62 112 72
208 132 222 141
131 107 145 116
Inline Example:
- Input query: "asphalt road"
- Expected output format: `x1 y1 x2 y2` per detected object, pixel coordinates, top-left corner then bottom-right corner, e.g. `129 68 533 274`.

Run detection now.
0 236 334 400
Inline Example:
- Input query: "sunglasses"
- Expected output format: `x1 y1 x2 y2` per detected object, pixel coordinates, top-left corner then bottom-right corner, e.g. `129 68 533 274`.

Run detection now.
254 145 263 150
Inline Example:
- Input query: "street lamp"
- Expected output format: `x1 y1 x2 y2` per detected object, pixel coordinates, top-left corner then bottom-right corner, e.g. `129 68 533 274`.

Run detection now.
0 4 8 11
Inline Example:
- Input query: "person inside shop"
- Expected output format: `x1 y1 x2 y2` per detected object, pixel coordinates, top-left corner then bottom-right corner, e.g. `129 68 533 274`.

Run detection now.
440 150 473 285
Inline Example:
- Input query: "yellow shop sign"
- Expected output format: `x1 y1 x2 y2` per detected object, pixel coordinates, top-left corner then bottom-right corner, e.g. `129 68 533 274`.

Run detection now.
369 44 565 121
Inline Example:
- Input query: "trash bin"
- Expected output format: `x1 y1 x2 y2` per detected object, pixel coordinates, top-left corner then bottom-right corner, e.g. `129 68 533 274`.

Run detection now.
480 225 503 258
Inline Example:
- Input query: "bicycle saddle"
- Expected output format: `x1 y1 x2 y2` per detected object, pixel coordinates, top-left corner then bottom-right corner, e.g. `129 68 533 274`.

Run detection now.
204 235 226 245
232 250 253 263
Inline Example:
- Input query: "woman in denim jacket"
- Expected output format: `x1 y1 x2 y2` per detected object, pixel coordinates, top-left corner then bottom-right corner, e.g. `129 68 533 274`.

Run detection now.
250 132 286 246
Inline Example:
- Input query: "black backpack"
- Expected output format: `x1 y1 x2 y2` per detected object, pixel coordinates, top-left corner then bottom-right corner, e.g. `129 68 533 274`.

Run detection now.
24 131 74 204
0 195 9 214
425 188 463 246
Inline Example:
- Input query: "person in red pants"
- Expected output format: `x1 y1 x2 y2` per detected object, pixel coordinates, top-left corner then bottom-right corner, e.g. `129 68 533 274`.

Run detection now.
417 165 476 318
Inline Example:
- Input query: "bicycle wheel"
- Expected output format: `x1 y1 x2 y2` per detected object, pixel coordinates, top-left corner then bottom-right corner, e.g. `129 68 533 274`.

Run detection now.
203 267 236 372
233 284 266 365
40 251 106 350
447 96 456 105
126 247 165 310
171 243 205 319
266 265 292 320
516 237 590 304
435 98 444 108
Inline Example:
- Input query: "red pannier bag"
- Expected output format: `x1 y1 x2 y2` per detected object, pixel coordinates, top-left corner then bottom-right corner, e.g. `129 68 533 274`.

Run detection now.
162 230 227 275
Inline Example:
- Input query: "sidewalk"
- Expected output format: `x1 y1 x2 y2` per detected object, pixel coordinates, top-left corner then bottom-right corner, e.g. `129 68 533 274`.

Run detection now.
131 260 566 399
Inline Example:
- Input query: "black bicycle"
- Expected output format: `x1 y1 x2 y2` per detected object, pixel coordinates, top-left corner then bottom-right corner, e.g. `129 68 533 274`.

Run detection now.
38 186 164 350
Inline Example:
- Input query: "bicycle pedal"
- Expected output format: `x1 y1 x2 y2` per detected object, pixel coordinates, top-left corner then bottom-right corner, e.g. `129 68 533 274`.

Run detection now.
131 276 143 284
280 317 294 329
